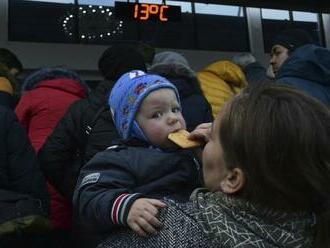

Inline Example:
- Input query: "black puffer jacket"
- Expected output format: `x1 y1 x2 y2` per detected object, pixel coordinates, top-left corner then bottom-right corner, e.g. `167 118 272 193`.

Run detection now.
38 81 119 199
73 141 202 232
0 106 49 212
149 63 213 131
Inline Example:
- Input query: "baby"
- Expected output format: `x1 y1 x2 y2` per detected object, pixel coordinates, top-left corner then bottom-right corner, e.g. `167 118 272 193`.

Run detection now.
73 70 202 236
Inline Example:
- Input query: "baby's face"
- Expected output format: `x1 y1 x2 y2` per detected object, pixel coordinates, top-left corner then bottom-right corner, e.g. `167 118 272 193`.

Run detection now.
136 88 186 148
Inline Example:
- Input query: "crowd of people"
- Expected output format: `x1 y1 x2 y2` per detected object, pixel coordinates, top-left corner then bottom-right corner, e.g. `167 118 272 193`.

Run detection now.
0 28 329 248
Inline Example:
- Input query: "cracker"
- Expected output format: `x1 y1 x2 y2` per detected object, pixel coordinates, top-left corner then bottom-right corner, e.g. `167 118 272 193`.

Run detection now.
168 129 202 148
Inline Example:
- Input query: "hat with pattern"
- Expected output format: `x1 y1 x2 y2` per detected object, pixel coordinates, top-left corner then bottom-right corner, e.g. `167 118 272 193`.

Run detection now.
109 70 180 141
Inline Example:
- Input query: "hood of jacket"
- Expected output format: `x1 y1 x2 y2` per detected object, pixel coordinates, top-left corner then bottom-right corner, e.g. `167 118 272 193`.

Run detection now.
149 63 202 98
21 68 89 93
24 78 88 99
277 44 330 87
189 189 314 247
200 60 247 88
152 51 194 75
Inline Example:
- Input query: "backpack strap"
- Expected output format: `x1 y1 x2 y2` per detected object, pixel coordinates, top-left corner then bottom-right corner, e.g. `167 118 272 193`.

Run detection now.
85 105 107 136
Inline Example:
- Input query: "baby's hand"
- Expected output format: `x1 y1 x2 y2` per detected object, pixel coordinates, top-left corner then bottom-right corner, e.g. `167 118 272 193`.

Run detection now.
127 198 166 237
189 122 212 143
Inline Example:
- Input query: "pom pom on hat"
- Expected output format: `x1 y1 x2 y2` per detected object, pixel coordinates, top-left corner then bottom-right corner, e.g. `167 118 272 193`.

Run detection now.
109 70 180 140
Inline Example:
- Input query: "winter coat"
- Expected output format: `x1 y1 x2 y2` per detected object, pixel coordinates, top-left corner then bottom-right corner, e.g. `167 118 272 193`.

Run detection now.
243 61 268 86
149 61 213 131
197 60 247 117
15 77 88 152
99 189 314 247
276 44 330 107
0 105 49 212
15 69 88 230
73 141 202 232
38 81 119 200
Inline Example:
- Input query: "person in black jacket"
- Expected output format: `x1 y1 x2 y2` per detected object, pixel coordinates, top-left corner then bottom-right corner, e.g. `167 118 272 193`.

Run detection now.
38 43 148 200
0 105 49 209
0 105 49 247
149 51 213 131
73 71 202 238
38 44 148 247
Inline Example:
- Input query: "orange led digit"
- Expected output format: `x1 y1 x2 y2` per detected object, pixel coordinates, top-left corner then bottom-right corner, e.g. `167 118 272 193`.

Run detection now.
140 4 149 20
160 5 169 21
134 4 139 19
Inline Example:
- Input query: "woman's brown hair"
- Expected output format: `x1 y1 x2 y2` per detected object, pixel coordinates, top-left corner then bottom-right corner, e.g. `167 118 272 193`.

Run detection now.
219 83 330 247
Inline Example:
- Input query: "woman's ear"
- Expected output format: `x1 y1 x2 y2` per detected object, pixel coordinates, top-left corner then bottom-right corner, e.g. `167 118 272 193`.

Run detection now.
220 168 245 194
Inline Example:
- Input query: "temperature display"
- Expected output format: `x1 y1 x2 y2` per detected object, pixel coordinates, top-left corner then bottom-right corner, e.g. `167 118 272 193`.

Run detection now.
115 2 181 22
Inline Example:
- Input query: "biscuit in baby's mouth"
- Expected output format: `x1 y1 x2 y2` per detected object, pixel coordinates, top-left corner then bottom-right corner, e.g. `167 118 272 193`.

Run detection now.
168 129 202 148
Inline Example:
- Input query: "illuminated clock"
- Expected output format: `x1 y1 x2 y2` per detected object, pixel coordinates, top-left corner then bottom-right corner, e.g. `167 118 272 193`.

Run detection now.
115 2 181 22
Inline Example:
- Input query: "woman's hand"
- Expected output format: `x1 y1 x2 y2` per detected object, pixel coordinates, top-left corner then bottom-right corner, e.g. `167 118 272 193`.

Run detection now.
188 122 212 143
127 198 166 237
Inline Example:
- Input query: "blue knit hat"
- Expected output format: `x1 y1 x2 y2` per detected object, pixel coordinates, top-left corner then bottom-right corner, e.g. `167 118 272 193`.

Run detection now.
109 70 180 141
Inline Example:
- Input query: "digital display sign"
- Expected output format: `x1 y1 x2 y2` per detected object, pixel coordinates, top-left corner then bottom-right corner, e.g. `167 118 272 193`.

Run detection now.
115 2 181 22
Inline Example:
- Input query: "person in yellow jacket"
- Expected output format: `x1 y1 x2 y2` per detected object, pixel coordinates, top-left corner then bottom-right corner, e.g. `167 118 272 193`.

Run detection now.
197 60 247 118
0 65 18 108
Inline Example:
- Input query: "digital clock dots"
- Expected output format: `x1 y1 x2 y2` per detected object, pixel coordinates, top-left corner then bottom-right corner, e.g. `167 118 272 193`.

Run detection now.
115 2 181 22
134 4 170 21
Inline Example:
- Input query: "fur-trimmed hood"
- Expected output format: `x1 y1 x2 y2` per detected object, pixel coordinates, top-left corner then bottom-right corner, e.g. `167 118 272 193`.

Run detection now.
21 67 89 94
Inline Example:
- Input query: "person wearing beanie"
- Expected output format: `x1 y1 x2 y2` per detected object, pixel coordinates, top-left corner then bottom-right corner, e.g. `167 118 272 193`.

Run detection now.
149 51 213 131
270 29 313 75
98 43 147 82
38 44 147 200
73 70 202 240
270 29 330 107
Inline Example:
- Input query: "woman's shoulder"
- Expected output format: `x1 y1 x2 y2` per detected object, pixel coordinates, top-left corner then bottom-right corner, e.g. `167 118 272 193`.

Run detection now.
97 199 216 248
